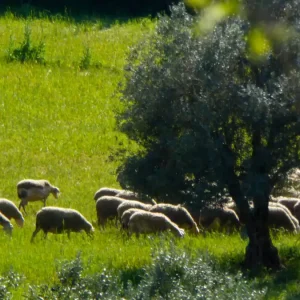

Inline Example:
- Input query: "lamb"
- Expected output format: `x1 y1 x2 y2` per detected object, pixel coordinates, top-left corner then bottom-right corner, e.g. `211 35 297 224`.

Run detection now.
0 212 13 236
120 208 146 229
199 206 241 232
117 200 154 221
128 211 185 238
149 203 200 234
93 187 123 201
95 196 129 228
0 198 24 227
31 207 94 242
17 179 60 213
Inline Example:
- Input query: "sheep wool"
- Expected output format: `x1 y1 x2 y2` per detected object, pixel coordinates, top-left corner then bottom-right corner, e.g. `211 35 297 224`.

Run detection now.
31 207 94 242
93 187 124 201
95 196 128 228
0 212 13 236
199 206 241 232
117 200 153 220
128 211 185 238
269 202 299 229
0 198 24 227
120 208 146 229
268 205 299 232
150 203 200 234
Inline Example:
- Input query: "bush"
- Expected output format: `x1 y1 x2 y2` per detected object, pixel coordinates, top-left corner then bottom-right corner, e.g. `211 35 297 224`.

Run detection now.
0 269 24 300
25 248 267 299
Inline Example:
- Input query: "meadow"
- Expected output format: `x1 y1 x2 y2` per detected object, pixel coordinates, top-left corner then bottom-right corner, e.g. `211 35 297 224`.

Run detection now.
0 10 300 299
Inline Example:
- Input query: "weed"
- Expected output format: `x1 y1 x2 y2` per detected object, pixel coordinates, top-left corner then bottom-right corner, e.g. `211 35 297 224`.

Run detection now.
7 24 45 64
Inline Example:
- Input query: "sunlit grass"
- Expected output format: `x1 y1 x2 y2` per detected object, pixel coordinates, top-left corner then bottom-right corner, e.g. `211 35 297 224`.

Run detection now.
0 11 300 300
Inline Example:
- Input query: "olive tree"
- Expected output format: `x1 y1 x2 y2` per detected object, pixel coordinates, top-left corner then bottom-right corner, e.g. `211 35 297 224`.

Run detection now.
117 3 300 269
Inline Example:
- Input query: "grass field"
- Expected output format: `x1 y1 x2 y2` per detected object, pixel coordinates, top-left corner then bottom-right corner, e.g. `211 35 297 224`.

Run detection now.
0 11 300 299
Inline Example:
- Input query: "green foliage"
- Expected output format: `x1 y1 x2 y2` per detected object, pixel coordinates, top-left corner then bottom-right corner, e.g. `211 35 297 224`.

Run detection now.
7 24 45 64
0 269 24 300
117 3 300 209
25 247 267 300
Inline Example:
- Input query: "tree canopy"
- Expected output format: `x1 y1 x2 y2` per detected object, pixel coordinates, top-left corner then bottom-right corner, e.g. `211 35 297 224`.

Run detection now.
117 2 300 269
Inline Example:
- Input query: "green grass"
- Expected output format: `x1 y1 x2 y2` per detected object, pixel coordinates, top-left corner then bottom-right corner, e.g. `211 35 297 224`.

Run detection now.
0 12 300 299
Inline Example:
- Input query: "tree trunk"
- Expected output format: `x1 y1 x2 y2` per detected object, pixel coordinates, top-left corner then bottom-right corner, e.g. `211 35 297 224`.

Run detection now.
243 216 282 270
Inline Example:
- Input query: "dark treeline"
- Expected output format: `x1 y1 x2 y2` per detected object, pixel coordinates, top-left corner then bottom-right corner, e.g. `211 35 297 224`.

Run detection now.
0 0 180 16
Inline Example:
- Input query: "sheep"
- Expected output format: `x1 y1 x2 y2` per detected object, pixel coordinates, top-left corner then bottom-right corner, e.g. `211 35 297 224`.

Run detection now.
0 212 13 236
199 206 241 232
117 200 154 221
269 202 299 229
292 201 300 223
120 208 146 229
277 198 300 213
149 203 200 234
268 205 299 232
17 179 60 213
31 207 94 242
95 196 129 228
0 198 24 227
128 211 185 238
93 187 123 201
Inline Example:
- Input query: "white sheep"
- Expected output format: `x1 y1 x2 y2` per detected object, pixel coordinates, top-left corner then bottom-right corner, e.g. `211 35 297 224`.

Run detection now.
268 205 299 232
31 207 94 242
95 196 128 228
0 198 24 227
120 208 146 229
93 187 124 201
128 211 185 238
199 206 241 232
0 212 13 236
117 200 154 220
269 202 299 229
17 179 60 213
149 203 200 234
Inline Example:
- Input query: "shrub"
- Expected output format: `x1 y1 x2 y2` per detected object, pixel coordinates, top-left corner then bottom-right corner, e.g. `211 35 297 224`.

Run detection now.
25 248 267 299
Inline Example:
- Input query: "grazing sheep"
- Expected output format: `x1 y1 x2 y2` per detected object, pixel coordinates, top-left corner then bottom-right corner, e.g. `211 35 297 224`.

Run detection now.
94 187 123 201
117 200 153 220
292 201 300 223
277 198 300 213
120 208 147 229
269 202 299 229
17 179 60 213
0 198 24 227
268 205 299 232
0 212 13 236
128 211 185 238
31 207 94 242
149 203 200 234
199 206 241 232
95 196 128 228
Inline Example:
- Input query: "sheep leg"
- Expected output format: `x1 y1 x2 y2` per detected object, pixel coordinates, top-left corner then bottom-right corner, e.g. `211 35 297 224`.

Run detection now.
19 200 27 215
30 228 41 243
98 218 106 230
42 198 46 207
67 231 71 239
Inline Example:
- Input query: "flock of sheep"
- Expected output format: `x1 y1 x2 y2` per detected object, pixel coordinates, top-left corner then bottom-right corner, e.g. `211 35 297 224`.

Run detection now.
1 178 300 241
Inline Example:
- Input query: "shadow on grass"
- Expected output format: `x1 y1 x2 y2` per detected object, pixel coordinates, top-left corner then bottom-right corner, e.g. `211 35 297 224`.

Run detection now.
0 3 156 26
